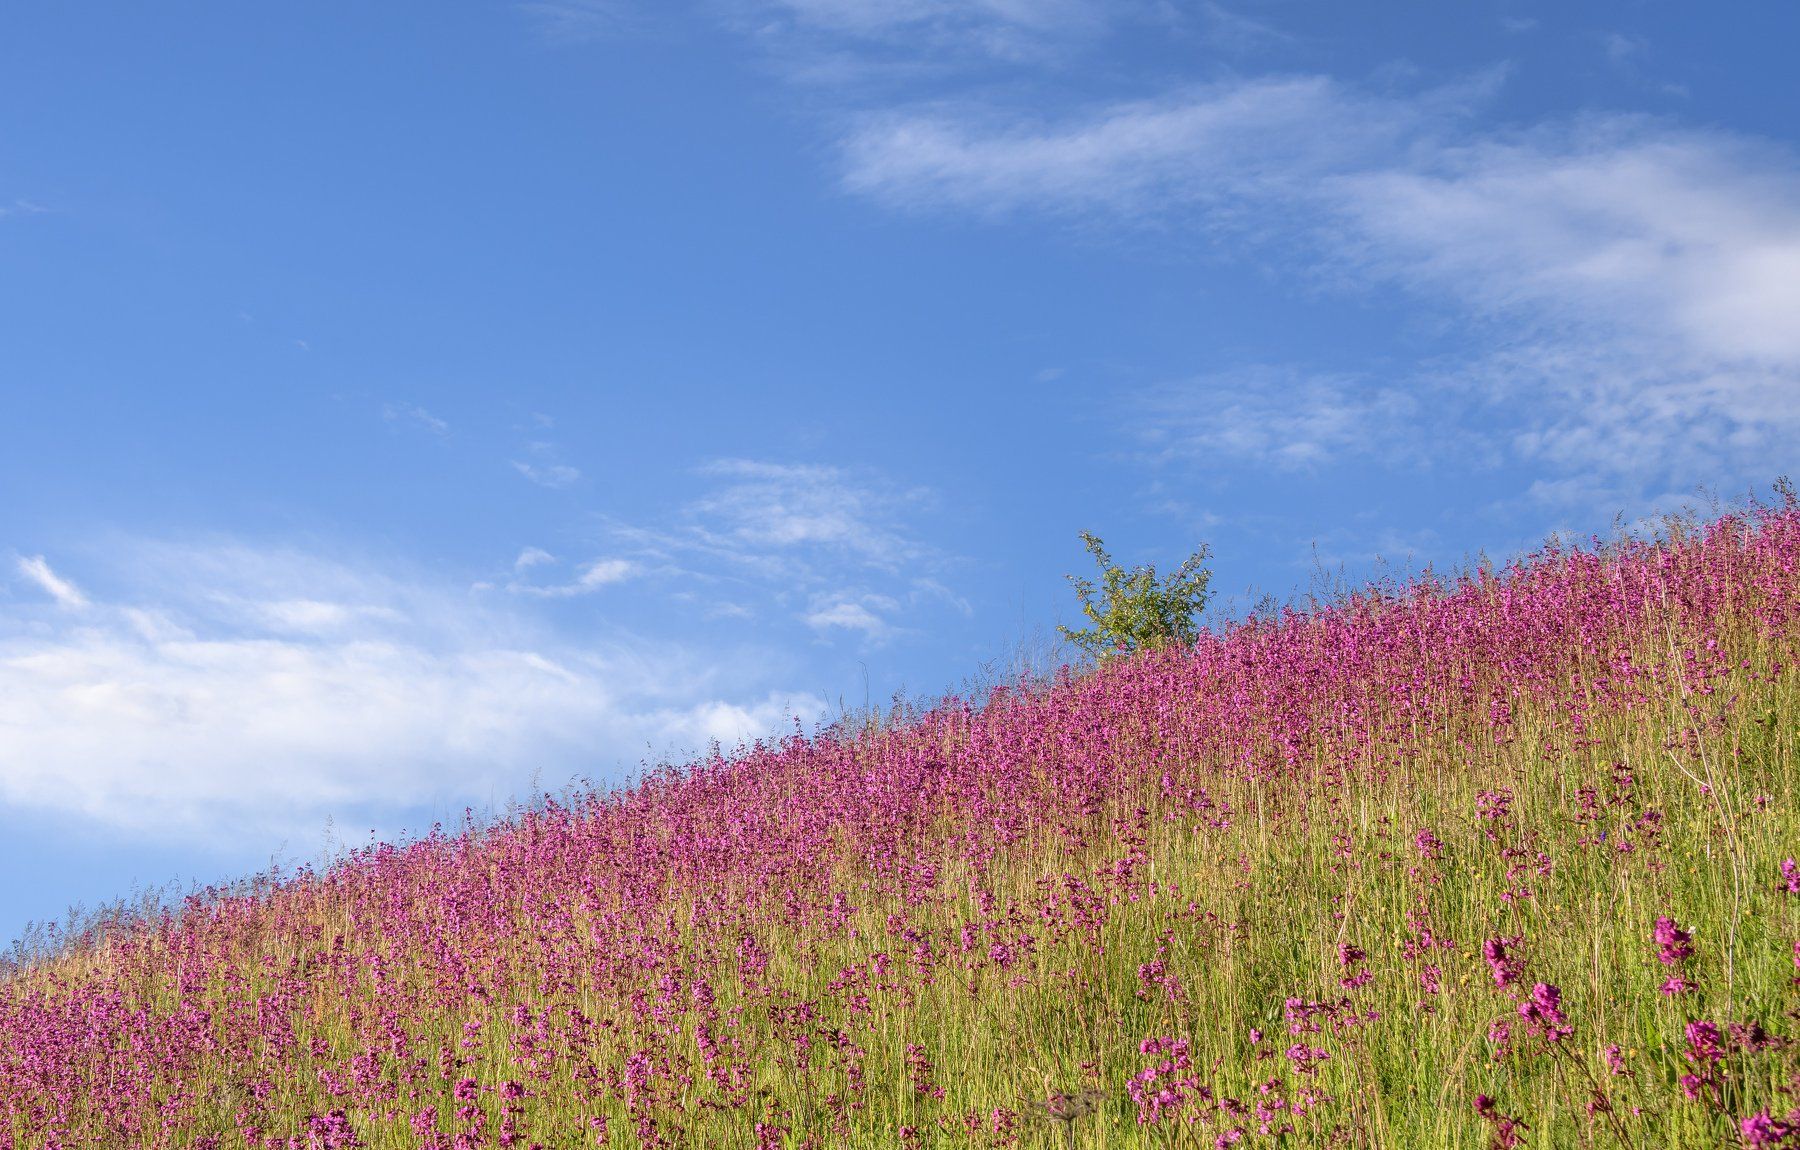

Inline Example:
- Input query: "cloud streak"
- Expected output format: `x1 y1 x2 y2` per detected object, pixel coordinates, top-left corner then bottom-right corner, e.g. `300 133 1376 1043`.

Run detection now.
1136 369 1428 471
0 542 822 840
733 0 1116 71
509 558 638 597
513 460 582 488
14 555 88 610
383 403 450 436
803 593 899 639
684 458 932 570
517 1 633 44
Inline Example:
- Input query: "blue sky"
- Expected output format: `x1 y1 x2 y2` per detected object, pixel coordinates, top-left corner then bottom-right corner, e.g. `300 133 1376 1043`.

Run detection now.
3 1 1798 941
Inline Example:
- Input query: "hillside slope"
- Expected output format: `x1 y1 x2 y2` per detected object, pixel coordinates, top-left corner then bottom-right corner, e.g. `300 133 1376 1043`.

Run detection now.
6 501 1800 1148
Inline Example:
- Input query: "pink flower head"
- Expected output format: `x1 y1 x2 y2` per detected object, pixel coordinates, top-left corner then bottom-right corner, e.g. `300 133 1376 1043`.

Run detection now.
305 1111 362 1150
1128 1037 1201 1124
1482 937 1524 989
1518 982 1572 1042
1731 1020 1775 1052
1474 789 1513 827
1283 1044 1328 1076
1783 859 1800 896
1653 916 1694 967
1685 1021 1728 1065
1601 1044 1628 1077
1742 1111 1794 1147
1487 1019 1512 1060
1473 1095 1529 1149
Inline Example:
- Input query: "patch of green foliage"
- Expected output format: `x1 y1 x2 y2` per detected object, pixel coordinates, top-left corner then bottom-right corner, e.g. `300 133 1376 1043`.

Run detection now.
1060 531 1213 659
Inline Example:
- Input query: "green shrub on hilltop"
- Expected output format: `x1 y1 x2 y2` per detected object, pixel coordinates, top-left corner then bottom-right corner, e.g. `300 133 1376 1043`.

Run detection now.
1060 532 1214 659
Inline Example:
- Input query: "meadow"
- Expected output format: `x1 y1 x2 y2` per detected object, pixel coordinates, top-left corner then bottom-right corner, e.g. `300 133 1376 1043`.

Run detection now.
5 496 1800 1148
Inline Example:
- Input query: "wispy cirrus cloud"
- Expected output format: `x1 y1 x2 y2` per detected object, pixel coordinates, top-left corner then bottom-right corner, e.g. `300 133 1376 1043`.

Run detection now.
1135 368 1429 472
837 73 1484 218
734 0 1110 64
14 555 89 611
685 458 931 570
512 442 582 488
0 540 822 840
382 402 450 436
803 592 899 639
573 457 954 643
517 0 634 44
507 557 638 598
837 74 1800 502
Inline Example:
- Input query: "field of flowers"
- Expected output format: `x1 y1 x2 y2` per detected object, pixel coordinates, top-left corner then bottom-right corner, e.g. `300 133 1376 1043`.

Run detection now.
5 498 1800 1148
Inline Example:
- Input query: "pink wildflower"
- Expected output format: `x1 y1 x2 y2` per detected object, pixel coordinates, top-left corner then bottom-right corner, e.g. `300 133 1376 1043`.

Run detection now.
1601 1044 1628 1076
1518 982 1572 1043
1482 937 1524 989
1743 1112 1794 1147
1473 1095 1528 1149
1686 1021 1728 1064
1653 916 1694 966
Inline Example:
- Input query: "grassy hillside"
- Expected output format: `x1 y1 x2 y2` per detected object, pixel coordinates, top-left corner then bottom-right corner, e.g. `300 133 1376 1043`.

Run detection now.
6 500 1800 1149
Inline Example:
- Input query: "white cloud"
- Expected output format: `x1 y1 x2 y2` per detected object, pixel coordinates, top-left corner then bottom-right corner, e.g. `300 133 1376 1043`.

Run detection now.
588 458 962 639
14 555 88 610
837 77 1800 498
517 0 632 43
1328 123 1800 484
1330 123 1800 367
686 458 932 570
1136 368 1428 471
514 547 557 571
510 557 637 597
239 598 405 634
911 577 972 617
512 460 582 488
382 403 450 436
1601 32 1648 67
767 0 1096 36
0 542 821 840
1196 2 1293 55
513 441 582 489
839 75 1452 217
677 692 819 749
738 0 1112 67
804 593 899 639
